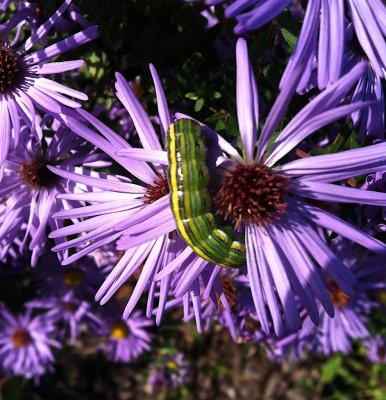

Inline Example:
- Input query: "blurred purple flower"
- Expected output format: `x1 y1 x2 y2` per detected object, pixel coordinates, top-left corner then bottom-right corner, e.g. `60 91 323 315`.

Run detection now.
0 303 60 379
0 0 98 167
27 291 101 343
147 352 191 391
35 252 104 297
98 309 153 363
107 101 136 140
364 335 386 364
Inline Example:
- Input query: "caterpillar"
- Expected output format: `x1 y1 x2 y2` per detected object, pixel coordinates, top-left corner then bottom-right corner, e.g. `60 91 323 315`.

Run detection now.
166 118 246 268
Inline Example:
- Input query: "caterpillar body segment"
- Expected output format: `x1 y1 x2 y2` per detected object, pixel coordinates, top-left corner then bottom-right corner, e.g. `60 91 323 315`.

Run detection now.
166 118 246 268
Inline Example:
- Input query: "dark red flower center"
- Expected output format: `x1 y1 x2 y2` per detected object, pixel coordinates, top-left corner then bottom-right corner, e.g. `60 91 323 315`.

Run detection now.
219 275 238 309
62 301 77 313
0 40 19 93
143 173 169 204
19 159 58 190
215 162 288 230
11 328 31 348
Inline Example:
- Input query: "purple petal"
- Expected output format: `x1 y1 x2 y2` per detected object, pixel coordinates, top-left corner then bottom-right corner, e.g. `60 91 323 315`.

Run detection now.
17 0 72 54
35 60 85 74
115 148 168 164
122 237 165 318
115 72 162 151
277 142 386 181
266 100 372 166
23 26 99 65
0 98 10 166
236 38 258 163
149 64 171 139
296 201 386 254
292 180 386 206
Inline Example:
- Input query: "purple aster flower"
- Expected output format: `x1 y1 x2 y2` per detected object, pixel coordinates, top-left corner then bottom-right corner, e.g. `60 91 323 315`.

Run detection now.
35 252 104 297
0 122 107 265
0 303 61 379
361 171 386 232
98 309 153 363
0 0 98 167
147 352 191 391
27 291 101 344
163 38 386 337
364 335 386 364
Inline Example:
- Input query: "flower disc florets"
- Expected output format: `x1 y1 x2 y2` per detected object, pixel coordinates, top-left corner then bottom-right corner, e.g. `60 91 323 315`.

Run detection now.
11 328 31 348
19 159 58 190
143 173 169 204
62 268 85 286
327 278 351 308
0 40 19 93
215 162 288 230
110 321 130 340
219 276 238 309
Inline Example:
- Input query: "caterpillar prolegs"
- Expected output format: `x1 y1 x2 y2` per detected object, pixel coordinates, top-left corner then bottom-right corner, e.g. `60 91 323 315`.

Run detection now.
166 118 246 268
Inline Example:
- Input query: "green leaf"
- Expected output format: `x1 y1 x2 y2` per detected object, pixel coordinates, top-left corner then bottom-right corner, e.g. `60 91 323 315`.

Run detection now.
281 27 298 49
225 115 239 138
320 355 342 383
185 92 199 100
194 98 204 112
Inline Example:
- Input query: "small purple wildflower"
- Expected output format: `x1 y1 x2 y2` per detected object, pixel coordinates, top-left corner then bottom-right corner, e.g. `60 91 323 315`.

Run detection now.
98 309 153 363
35 253 104 297
364 335 386 364
147 352 191 391
107 101 136 140
27 291 101 344
0 303 61 379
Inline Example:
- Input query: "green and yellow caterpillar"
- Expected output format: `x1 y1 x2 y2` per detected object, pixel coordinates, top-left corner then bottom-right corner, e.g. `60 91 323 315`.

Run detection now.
166 118 246 268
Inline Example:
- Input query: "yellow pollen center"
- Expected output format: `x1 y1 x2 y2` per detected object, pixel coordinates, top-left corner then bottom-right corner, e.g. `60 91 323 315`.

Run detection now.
110 321 129 340
62 268 85 286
